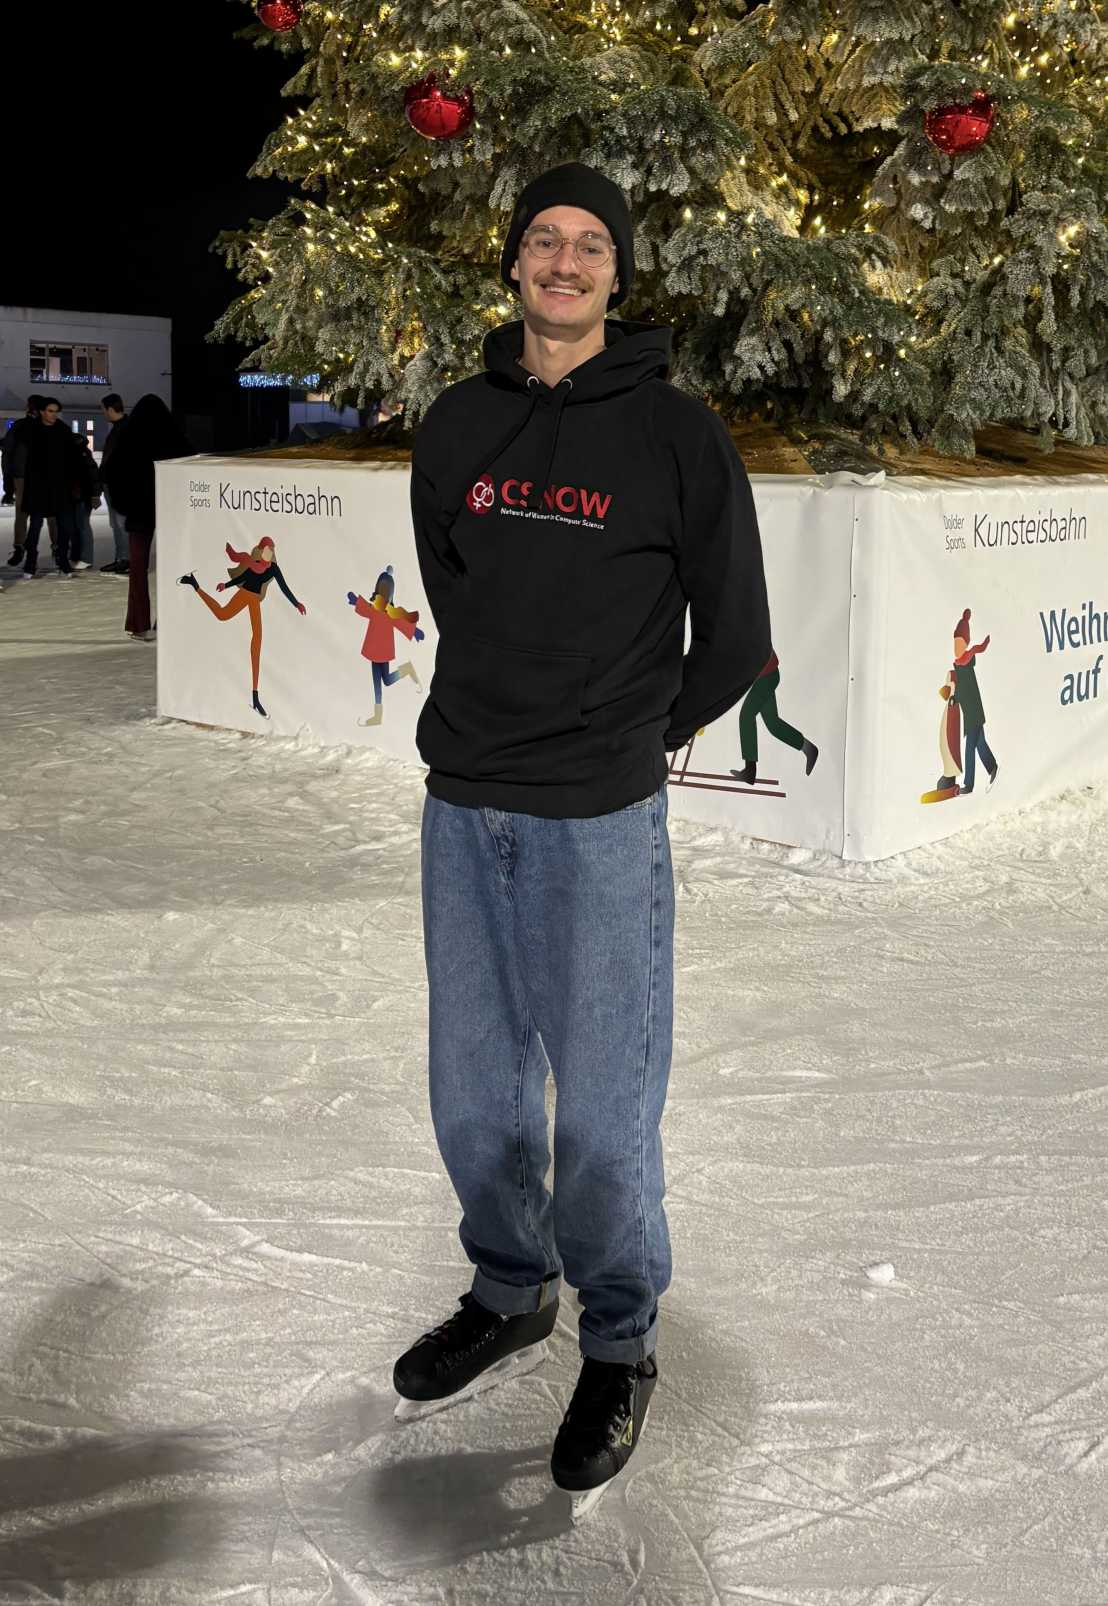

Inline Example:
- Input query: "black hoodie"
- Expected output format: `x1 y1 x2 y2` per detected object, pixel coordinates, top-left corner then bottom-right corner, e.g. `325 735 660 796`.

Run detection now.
410 316 772 818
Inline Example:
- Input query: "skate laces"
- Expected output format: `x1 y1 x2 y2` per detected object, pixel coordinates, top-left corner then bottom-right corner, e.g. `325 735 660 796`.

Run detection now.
564 1358 637 1427
421 1292 505 1352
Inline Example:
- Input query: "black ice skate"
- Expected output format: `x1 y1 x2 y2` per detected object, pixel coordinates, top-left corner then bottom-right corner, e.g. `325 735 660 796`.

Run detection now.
551 1353 658 1523
252 691 269 719
178 572 199 589
392 1289 558 1424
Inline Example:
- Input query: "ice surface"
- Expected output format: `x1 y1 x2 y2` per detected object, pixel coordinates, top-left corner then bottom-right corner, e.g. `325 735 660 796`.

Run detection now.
1 513 1106 1604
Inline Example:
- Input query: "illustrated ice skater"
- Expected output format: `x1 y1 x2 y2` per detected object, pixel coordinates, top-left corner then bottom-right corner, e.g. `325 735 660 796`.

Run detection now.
936 608 998 796
178 537 306 719
346 564 424 726
729 648 818 785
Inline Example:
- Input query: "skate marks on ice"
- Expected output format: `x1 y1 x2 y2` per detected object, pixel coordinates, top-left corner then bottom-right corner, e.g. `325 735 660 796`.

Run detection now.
2 569 1108 1601
275 1305 755 1595
0 1278 272 1597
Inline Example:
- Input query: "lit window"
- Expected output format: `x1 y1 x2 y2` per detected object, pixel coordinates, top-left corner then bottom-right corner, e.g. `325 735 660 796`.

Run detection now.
30 342 111 385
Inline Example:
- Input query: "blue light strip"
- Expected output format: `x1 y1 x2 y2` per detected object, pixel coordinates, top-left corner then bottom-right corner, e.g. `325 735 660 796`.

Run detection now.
238 372 321 389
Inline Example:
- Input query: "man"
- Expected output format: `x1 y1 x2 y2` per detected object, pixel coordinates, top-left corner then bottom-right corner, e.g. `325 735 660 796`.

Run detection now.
19 399 93 579
3 395 47 567
98 394 130 574
394 162 772 1520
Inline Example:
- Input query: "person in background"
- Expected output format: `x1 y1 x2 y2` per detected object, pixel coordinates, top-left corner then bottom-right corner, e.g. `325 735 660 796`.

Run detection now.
19 399 91 580
71 435 103 569
4 395 47 567
100 393 192 639
98 394 129 575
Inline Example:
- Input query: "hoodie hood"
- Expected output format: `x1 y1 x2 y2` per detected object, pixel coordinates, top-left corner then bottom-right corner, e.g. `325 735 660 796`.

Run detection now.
473 317 672 513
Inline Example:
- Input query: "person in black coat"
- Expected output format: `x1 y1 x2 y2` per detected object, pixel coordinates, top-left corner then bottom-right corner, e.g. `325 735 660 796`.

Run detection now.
100 393 192 638
19 399 95 579
3 396 46 563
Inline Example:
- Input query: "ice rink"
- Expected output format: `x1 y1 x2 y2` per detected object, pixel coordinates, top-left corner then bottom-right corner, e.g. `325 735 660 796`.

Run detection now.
1 511 1105 1605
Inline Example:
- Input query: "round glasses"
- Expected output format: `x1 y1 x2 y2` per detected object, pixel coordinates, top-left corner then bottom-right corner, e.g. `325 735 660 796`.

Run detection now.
522 227 613 268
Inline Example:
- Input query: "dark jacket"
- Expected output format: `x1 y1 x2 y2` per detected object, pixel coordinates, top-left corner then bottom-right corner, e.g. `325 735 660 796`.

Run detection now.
2 414 37 482
224 562 302 607
952 655 986 729
22 421 94 516
101 403 191 533
409 317 772 818
100 414 128 473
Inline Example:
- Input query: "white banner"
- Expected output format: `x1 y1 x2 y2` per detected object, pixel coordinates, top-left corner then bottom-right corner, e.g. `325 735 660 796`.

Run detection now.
156 459 431 762
155 459 853 853
155 458 1108 861
849 478 1108 860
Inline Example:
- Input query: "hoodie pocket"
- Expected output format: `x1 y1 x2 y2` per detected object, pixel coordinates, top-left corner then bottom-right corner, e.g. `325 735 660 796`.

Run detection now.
419 631 593 780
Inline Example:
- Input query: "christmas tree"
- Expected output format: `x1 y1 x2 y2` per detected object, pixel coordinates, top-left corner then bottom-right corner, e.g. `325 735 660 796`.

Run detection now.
214 0 1108 457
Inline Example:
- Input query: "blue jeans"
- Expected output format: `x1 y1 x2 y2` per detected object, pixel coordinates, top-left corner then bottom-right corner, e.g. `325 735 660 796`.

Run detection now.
371 660 403 700
963 726 997 790
74 502 94 564
105 494 129 563
421 780 675 1363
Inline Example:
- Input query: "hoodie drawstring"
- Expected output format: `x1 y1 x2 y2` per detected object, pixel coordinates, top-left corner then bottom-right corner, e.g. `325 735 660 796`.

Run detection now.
451 370 574 522
525 375 573 512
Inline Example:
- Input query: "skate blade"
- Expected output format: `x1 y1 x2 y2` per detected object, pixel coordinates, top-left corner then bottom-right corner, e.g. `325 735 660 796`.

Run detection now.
566 1401 653 1524
394 1339 548 1423
570 1479 614 1524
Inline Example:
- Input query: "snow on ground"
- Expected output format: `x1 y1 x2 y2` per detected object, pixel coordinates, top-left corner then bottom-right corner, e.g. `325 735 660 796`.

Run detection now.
1 509 1106 1605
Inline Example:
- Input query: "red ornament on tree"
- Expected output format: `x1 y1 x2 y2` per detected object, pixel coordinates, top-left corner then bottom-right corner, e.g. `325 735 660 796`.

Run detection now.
924 92 995 156
257 0 302 31
403 71 476 141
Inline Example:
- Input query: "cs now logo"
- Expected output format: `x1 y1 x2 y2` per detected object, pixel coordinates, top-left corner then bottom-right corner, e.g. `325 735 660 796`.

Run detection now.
465 472 613 520
466 474 496 515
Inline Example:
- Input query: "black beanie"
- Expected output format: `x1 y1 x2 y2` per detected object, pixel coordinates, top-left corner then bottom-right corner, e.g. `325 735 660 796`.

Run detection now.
499 161 634 311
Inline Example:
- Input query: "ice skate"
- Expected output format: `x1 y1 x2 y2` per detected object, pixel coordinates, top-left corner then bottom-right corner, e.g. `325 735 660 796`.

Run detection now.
178 572 199 590
252 691 269 719
357 703 383 727
393 1289 557 1424
729 761 757 786
551 1353 658 1524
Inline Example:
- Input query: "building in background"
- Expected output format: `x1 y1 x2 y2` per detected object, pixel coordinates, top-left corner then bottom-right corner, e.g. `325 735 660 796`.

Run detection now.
0 306 172 453
236 369 365 443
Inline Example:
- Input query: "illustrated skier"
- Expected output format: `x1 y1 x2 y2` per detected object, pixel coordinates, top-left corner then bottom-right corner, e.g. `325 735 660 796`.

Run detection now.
346 563 425 727
178 537 306 719
393 164 772 1523
727 648 818 786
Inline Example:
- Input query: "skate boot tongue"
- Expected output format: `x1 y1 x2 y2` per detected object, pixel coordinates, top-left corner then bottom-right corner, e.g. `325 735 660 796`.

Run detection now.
425 1292 505 1347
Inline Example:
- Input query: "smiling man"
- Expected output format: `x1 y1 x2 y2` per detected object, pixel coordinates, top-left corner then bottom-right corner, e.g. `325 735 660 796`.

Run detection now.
395 162 772 1520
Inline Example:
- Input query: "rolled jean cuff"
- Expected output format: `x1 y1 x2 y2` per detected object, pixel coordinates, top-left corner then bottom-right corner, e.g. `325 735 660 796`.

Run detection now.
472 1267 561 1317
579 1319 658 1365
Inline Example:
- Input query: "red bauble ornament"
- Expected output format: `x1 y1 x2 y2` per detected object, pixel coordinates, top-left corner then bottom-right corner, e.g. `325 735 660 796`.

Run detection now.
257 0 302 31
924 92 995 156
403 71 476 141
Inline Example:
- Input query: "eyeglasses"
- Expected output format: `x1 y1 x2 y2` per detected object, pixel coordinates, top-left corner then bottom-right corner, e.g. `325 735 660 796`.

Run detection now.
522 226 613 267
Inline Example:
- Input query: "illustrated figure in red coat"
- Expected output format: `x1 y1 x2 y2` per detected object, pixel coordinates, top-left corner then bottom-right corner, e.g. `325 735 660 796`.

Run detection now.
347 564 424 727
178 536 306 719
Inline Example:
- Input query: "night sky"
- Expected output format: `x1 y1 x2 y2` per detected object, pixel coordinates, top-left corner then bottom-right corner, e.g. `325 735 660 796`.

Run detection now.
8 0 296 432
